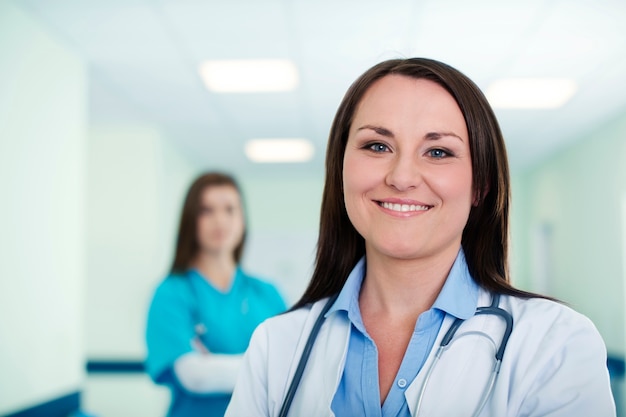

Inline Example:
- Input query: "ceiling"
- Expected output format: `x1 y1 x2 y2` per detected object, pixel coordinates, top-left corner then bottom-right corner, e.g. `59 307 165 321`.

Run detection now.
13 0 626 178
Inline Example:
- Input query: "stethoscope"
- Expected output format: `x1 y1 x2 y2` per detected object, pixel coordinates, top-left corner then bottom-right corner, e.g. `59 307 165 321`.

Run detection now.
278 293 514 417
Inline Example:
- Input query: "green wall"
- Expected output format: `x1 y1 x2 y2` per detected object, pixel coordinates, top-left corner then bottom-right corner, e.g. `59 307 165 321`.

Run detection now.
511 109 626 355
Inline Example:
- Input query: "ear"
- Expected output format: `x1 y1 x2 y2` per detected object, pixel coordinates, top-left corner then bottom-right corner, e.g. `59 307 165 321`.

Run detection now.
472 184 490 206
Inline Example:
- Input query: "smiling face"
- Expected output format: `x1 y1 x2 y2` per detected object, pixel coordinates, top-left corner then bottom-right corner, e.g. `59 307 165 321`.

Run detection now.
195 184 245 259
342 74 474 262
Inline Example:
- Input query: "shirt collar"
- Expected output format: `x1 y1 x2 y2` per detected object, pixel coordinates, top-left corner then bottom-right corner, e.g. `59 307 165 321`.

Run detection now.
327 248 478 321
327 257 366 318
432 249 478 320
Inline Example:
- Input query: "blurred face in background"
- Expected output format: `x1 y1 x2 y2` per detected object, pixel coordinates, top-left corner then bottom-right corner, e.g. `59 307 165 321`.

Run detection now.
195 185 245 259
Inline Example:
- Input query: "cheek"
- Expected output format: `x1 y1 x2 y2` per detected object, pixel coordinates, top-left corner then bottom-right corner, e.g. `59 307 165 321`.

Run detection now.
342 158 364 212
196 217 208 232
343 153 377 195
431 170 475 213
197 220 212 243
342 161 375 234
231 213 245 236
235 217 245 237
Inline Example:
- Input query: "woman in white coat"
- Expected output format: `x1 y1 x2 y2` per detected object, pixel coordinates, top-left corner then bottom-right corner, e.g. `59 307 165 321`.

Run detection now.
225 58 616 416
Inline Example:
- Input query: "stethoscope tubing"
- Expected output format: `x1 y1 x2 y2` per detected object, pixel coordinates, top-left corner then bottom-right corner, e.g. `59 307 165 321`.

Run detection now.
277 293 339 417
278 293 513 417
415 294 513 416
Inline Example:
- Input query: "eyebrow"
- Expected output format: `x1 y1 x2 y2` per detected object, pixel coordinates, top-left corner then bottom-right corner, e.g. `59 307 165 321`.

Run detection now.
424 131 464 142
357 125 464 142
357 125 394 137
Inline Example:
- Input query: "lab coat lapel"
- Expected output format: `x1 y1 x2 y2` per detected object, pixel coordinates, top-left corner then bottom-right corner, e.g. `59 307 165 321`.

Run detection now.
286 302 351 417
406 290 504 416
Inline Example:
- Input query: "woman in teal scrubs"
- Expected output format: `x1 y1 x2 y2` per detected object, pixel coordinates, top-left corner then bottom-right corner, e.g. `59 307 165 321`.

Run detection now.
146 172 287 417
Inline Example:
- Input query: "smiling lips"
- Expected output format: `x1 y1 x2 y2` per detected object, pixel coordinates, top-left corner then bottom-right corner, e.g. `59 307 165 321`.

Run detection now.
378 201 431 213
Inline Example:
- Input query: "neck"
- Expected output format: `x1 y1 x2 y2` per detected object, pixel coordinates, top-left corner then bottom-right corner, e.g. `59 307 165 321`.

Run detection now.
359 245 460 321
191 251 237 291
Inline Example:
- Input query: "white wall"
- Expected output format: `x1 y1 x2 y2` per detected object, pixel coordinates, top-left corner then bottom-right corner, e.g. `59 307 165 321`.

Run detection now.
0 2 87 413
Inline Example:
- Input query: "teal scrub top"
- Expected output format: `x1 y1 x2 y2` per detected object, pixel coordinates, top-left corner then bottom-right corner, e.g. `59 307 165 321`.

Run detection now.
145 267 287 417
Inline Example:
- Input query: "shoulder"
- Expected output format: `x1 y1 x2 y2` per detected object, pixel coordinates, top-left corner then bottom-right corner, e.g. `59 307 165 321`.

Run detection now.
495 295 613 415
242 303 316 378
500 294 607 364
238 269 283 295
245 298 346 379
257 303 315 334
250 298 331 343
238 268 273 286
154 273 188 291
150 273 193 304
504 295 598 334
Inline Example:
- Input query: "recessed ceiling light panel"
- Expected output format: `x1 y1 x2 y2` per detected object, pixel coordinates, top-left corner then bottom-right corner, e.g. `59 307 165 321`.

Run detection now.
199 59 299 93
486 78 577 109
245 138 314 163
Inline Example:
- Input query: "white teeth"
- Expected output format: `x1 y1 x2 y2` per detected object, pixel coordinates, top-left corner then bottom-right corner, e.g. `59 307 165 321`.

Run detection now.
381 202 429 212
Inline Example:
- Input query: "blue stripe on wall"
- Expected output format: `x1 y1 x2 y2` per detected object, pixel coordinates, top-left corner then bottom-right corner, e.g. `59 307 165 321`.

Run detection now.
86 360 145 373
85 357 626 376
3 392 79 417
608 355 625 378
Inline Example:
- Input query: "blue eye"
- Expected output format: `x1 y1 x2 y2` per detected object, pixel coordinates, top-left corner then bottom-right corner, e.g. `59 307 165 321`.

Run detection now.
428 148 450 159
368 143 389 153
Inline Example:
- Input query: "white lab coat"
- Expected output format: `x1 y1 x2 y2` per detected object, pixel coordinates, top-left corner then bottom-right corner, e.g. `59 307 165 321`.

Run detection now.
225 289 615 416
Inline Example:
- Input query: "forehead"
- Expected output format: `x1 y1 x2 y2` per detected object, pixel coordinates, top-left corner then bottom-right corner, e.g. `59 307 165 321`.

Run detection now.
358 75 458 112
199 184 240 204
351 74 467 135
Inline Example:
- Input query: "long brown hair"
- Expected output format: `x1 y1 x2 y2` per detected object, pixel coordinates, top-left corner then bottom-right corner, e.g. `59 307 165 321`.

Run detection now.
293 58 543 309
170 172 247 274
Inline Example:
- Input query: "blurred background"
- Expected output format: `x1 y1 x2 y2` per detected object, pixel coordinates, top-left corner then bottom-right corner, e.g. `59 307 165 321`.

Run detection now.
1 0 626 416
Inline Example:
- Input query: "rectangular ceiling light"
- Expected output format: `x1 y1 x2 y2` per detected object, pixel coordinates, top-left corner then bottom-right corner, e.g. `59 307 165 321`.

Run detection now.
245 138 314 163
199 59 298 93
486 78 577 109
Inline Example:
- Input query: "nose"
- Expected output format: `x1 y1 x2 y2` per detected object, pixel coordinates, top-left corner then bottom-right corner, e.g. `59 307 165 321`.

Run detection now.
216 210 233 226
385 153 422 191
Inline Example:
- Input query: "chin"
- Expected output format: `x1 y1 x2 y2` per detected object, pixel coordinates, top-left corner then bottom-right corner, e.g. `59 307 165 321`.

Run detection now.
377 244 426 261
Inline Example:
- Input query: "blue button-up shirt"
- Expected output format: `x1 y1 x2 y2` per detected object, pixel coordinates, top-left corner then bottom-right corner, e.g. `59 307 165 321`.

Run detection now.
329 249 479 417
